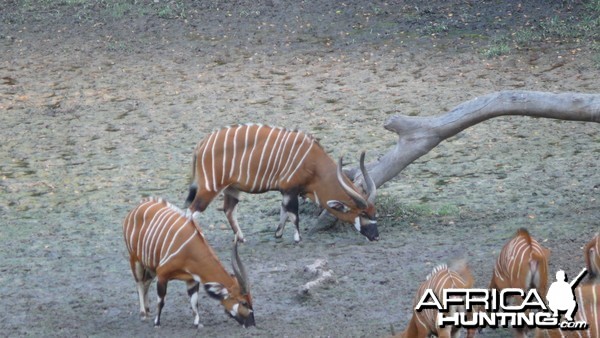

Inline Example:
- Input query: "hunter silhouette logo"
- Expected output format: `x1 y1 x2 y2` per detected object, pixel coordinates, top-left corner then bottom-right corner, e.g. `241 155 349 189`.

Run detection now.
546 269 587 322
414 268 589 331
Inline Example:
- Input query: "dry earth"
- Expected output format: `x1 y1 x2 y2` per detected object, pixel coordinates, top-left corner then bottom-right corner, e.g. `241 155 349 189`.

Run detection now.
0 1 598 337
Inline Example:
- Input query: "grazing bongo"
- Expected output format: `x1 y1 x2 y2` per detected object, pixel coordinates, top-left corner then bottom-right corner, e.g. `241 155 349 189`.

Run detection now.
184 123 378 243
122 197 255 328
489 228 550 338
398 260 475 338
584 234 600 283
534 283 599 338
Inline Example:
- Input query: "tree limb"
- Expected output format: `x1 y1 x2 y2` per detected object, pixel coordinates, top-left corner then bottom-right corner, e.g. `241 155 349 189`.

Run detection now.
348 90 600 188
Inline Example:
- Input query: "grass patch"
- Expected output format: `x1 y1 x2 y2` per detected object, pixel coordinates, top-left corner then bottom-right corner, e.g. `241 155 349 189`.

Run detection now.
479 0 600 57
403 0 600 58
420 22 449 36
377 194 460 224
481 40 511 58
592 51 600 69
157 1 187 19
4 0 189 24
104 2 135 19
513 28 542 45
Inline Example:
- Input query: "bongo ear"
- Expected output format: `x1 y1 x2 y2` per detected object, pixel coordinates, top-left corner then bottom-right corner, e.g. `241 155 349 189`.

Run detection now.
327 200 350 213
204 282 229 300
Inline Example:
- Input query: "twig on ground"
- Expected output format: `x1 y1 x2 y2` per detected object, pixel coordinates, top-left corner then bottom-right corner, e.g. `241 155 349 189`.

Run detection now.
299 259 337 295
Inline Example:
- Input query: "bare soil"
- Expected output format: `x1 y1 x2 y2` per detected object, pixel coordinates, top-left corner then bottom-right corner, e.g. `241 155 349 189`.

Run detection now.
0 1 598 337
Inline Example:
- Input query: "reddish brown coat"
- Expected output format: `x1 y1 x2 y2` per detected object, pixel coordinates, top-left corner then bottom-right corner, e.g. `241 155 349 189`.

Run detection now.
185 123 378 242
584 234 600 283
123 197 254 328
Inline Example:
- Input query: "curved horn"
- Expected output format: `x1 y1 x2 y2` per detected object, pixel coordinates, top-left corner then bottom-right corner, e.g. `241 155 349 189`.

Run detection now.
359 151 377 203
336 155 368 209
231 238 249 295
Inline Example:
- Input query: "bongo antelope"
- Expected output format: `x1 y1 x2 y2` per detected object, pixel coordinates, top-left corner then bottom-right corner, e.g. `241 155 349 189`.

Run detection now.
399 260 476 338
184 123 378 243
122 197 255 328
584 234 600 283
489 228 550 338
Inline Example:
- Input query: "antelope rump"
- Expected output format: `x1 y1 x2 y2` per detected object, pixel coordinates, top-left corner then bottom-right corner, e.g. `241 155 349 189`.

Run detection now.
398 260 476 338
489 228 551 297
489 228 551 338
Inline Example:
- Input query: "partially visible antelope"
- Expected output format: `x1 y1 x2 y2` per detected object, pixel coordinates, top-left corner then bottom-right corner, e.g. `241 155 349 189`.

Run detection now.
584 234 600 284
122 197 255 328
489 228 551 338
184 123 378 243
397 260 476 338
534 283 599 338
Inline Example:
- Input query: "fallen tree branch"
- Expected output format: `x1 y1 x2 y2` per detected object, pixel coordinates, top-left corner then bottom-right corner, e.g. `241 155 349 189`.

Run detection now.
315 91 599 229
348 90 600 188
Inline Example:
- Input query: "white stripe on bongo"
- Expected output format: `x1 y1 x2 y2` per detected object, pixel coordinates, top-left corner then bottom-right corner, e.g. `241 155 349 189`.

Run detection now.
591 237 600 277
278 132 303 183
251 127 276 191
285 138 314 183
141 205 171 266
193 126 320 197
277 131 300 180
497 233 545 291
245 125 263 186
147 212 181 268
136 203 158 260
160 216 190 266
222 127 232 185
160 226 197 267
591 286 598 337
139 205 167 265
413 266 469 335
576 287 587 331
414 309 430 334
210 128 223 192
128 199 153 253
123 205 138 252
238 125 250 182
260 128 284 191
229 125 242 179
159 211 187 260
125 199 153 253
267 129 293 189
514 240 528 281
201 131 217 192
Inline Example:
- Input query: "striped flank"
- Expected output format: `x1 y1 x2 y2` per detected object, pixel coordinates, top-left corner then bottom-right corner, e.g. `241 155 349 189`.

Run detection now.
196 124 316 193
123 197 198 271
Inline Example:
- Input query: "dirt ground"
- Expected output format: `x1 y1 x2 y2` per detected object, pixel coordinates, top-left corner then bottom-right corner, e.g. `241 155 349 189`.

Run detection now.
1 1 598 337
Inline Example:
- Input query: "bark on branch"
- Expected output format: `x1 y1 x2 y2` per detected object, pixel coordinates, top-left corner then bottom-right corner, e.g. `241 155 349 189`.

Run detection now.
348 90 600 188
